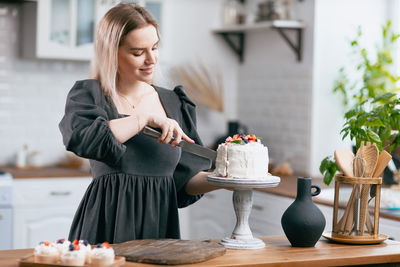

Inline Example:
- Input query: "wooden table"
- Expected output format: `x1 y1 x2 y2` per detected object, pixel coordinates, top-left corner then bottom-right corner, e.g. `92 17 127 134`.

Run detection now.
2 236 400 267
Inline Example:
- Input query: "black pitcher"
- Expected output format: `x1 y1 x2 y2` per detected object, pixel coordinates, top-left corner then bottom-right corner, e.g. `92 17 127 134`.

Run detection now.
281 177 326 247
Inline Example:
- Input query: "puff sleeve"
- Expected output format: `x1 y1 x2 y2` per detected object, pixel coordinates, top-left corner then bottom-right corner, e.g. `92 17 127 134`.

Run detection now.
59 80 126 166
173 86 212 208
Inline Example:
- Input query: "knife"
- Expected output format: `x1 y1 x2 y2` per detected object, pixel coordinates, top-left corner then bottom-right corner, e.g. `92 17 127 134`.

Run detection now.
142 126 217 163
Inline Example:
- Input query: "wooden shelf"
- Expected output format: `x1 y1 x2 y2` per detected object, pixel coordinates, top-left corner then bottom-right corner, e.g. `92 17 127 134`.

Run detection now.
212 20 305 63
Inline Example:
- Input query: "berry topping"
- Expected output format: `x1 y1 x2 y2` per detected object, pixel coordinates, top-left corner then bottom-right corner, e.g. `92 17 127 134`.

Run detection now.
83 240 89 246
102 242 110 248
69 244 74 251
56 238 65 244
96 243 102 248
73 240 79 245
43 241 50 246
39 241 44 245
75 245 80 250
224 133 261 144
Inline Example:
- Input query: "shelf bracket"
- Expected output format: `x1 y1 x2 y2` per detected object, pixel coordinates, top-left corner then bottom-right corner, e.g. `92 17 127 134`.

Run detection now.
274 27 302 61
216 32 245 63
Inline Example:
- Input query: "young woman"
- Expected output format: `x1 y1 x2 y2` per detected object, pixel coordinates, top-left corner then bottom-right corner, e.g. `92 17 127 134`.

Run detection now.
59 2 221 244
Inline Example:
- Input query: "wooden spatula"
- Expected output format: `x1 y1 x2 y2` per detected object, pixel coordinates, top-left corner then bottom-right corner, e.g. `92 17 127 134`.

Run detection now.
372 150 392 178
334 149 354 177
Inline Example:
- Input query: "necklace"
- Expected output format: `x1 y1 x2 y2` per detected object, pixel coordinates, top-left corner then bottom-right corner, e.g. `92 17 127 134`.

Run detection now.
118 89 155 109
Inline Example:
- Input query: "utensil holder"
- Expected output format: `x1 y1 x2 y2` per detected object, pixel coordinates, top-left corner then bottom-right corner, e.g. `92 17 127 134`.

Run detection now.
332 174 383 241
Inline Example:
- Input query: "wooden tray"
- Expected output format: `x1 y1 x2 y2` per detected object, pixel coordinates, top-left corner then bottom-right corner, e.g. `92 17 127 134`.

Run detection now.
322 231 388 244
18 254 125 267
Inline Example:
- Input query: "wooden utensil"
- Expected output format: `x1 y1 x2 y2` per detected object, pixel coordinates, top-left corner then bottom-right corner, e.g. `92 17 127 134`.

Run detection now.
358 142 379 235
334 149 354 177
372 150 392 178
333 148 354 233
336 156 364 234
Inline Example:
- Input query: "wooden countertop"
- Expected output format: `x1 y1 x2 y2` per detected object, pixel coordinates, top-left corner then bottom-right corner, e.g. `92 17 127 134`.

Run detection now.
0 165 91 178
2 236 400 267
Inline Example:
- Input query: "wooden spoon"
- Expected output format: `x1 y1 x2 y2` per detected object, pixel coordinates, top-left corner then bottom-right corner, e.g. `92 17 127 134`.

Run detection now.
334 149 354 177
358 142 378 235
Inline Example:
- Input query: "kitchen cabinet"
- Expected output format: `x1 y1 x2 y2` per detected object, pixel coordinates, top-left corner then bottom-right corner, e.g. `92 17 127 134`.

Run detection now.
181 189 235 240
21 0 96 60
183 189 333 240
21 0 163 61
13 177 91 249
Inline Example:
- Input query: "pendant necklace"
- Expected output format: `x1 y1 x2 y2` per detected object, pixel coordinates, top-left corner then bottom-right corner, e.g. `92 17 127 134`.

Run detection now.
118 89 155 110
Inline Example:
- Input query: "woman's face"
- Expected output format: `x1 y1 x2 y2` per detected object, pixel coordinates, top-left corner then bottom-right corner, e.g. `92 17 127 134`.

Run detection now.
118 25 159 84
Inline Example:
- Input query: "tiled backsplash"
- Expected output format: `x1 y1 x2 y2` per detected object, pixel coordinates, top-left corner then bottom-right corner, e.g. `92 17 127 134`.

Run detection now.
0 4 90 166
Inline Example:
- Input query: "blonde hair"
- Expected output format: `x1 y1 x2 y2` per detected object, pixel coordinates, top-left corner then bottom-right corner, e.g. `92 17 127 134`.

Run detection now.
90 2 159 99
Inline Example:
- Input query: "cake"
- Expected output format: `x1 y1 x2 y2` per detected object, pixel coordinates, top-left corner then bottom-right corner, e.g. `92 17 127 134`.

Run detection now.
72 239 92 264
215 134 269 178
90 242 115 266
33 241 59 264
54 238 71 255
60 243 85 266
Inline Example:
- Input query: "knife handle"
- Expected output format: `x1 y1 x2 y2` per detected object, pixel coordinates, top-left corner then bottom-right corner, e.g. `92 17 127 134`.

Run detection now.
143 126 162 138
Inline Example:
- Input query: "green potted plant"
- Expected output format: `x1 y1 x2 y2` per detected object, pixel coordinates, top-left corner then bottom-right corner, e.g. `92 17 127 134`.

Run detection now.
320 21 400 185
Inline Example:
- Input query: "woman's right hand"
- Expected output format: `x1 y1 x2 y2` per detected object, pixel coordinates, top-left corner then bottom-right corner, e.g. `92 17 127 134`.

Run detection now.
146 114 194 146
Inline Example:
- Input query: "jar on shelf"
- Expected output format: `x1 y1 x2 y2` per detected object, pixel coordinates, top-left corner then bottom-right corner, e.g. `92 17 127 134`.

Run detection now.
221 0 246 26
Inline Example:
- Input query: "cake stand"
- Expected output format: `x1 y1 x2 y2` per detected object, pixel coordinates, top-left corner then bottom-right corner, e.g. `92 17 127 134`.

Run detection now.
207 174 280 249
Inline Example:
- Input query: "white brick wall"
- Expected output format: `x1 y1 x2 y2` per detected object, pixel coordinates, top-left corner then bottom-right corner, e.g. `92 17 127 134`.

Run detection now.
237 0 315 174
0 4 90 166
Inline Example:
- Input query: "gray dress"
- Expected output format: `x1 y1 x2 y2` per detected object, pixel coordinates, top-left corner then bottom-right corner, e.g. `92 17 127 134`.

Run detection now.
59 79 211 244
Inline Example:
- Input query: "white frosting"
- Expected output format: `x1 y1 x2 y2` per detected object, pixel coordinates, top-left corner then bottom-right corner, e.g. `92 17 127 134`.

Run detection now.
215 142 269 178
78 241 92 264
34 243 59 257
90 247 115 266
61 249 85 266
54 240 71 254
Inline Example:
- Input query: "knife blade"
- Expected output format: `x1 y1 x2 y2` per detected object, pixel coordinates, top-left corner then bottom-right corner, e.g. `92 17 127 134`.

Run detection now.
142 126 217 162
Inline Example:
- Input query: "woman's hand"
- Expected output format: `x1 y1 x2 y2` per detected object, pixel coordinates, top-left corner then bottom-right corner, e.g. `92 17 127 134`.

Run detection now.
146 114 194 146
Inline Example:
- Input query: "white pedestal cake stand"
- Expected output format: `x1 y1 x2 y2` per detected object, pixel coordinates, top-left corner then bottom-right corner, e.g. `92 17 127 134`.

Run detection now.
207 174 280 250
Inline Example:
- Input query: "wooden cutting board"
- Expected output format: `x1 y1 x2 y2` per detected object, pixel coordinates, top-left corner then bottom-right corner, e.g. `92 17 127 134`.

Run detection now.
111 239 226 265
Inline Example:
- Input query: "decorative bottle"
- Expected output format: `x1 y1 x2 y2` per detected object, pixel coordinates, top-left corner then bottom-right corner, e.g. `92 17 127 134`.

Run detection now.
281 177 326 247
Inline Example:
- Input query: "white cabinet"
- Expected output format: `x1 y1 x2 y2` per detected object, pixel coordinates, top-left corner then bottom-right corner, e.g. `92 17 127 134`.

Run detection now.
21 0 163 61
249 191 333 237
180 190 235 240
13 177 91 249
183 190 334 241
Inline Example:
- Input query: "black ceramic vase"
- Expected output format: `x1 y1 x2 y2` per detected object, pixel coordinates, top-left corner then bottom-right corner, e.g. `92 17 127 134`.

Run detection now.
281 177 326 247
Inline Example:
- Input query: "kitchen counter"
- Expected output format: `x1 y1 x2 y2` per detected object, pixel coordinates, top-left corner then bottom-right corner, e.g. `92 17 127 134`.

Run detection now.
0 165 91 178
2 236 400 267
258 174 400 222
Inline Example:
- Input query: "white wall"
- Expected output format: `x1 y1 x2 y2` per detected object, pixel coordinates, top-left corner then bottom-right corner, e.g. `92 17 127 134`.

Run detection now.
310 0 392 177
156 0 239 147
237 0 315 173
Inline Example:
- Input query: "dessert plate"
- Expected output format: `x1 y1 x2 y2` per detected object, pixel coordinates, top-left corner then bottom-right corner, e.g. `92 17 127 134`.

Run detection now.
207 174 280 189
